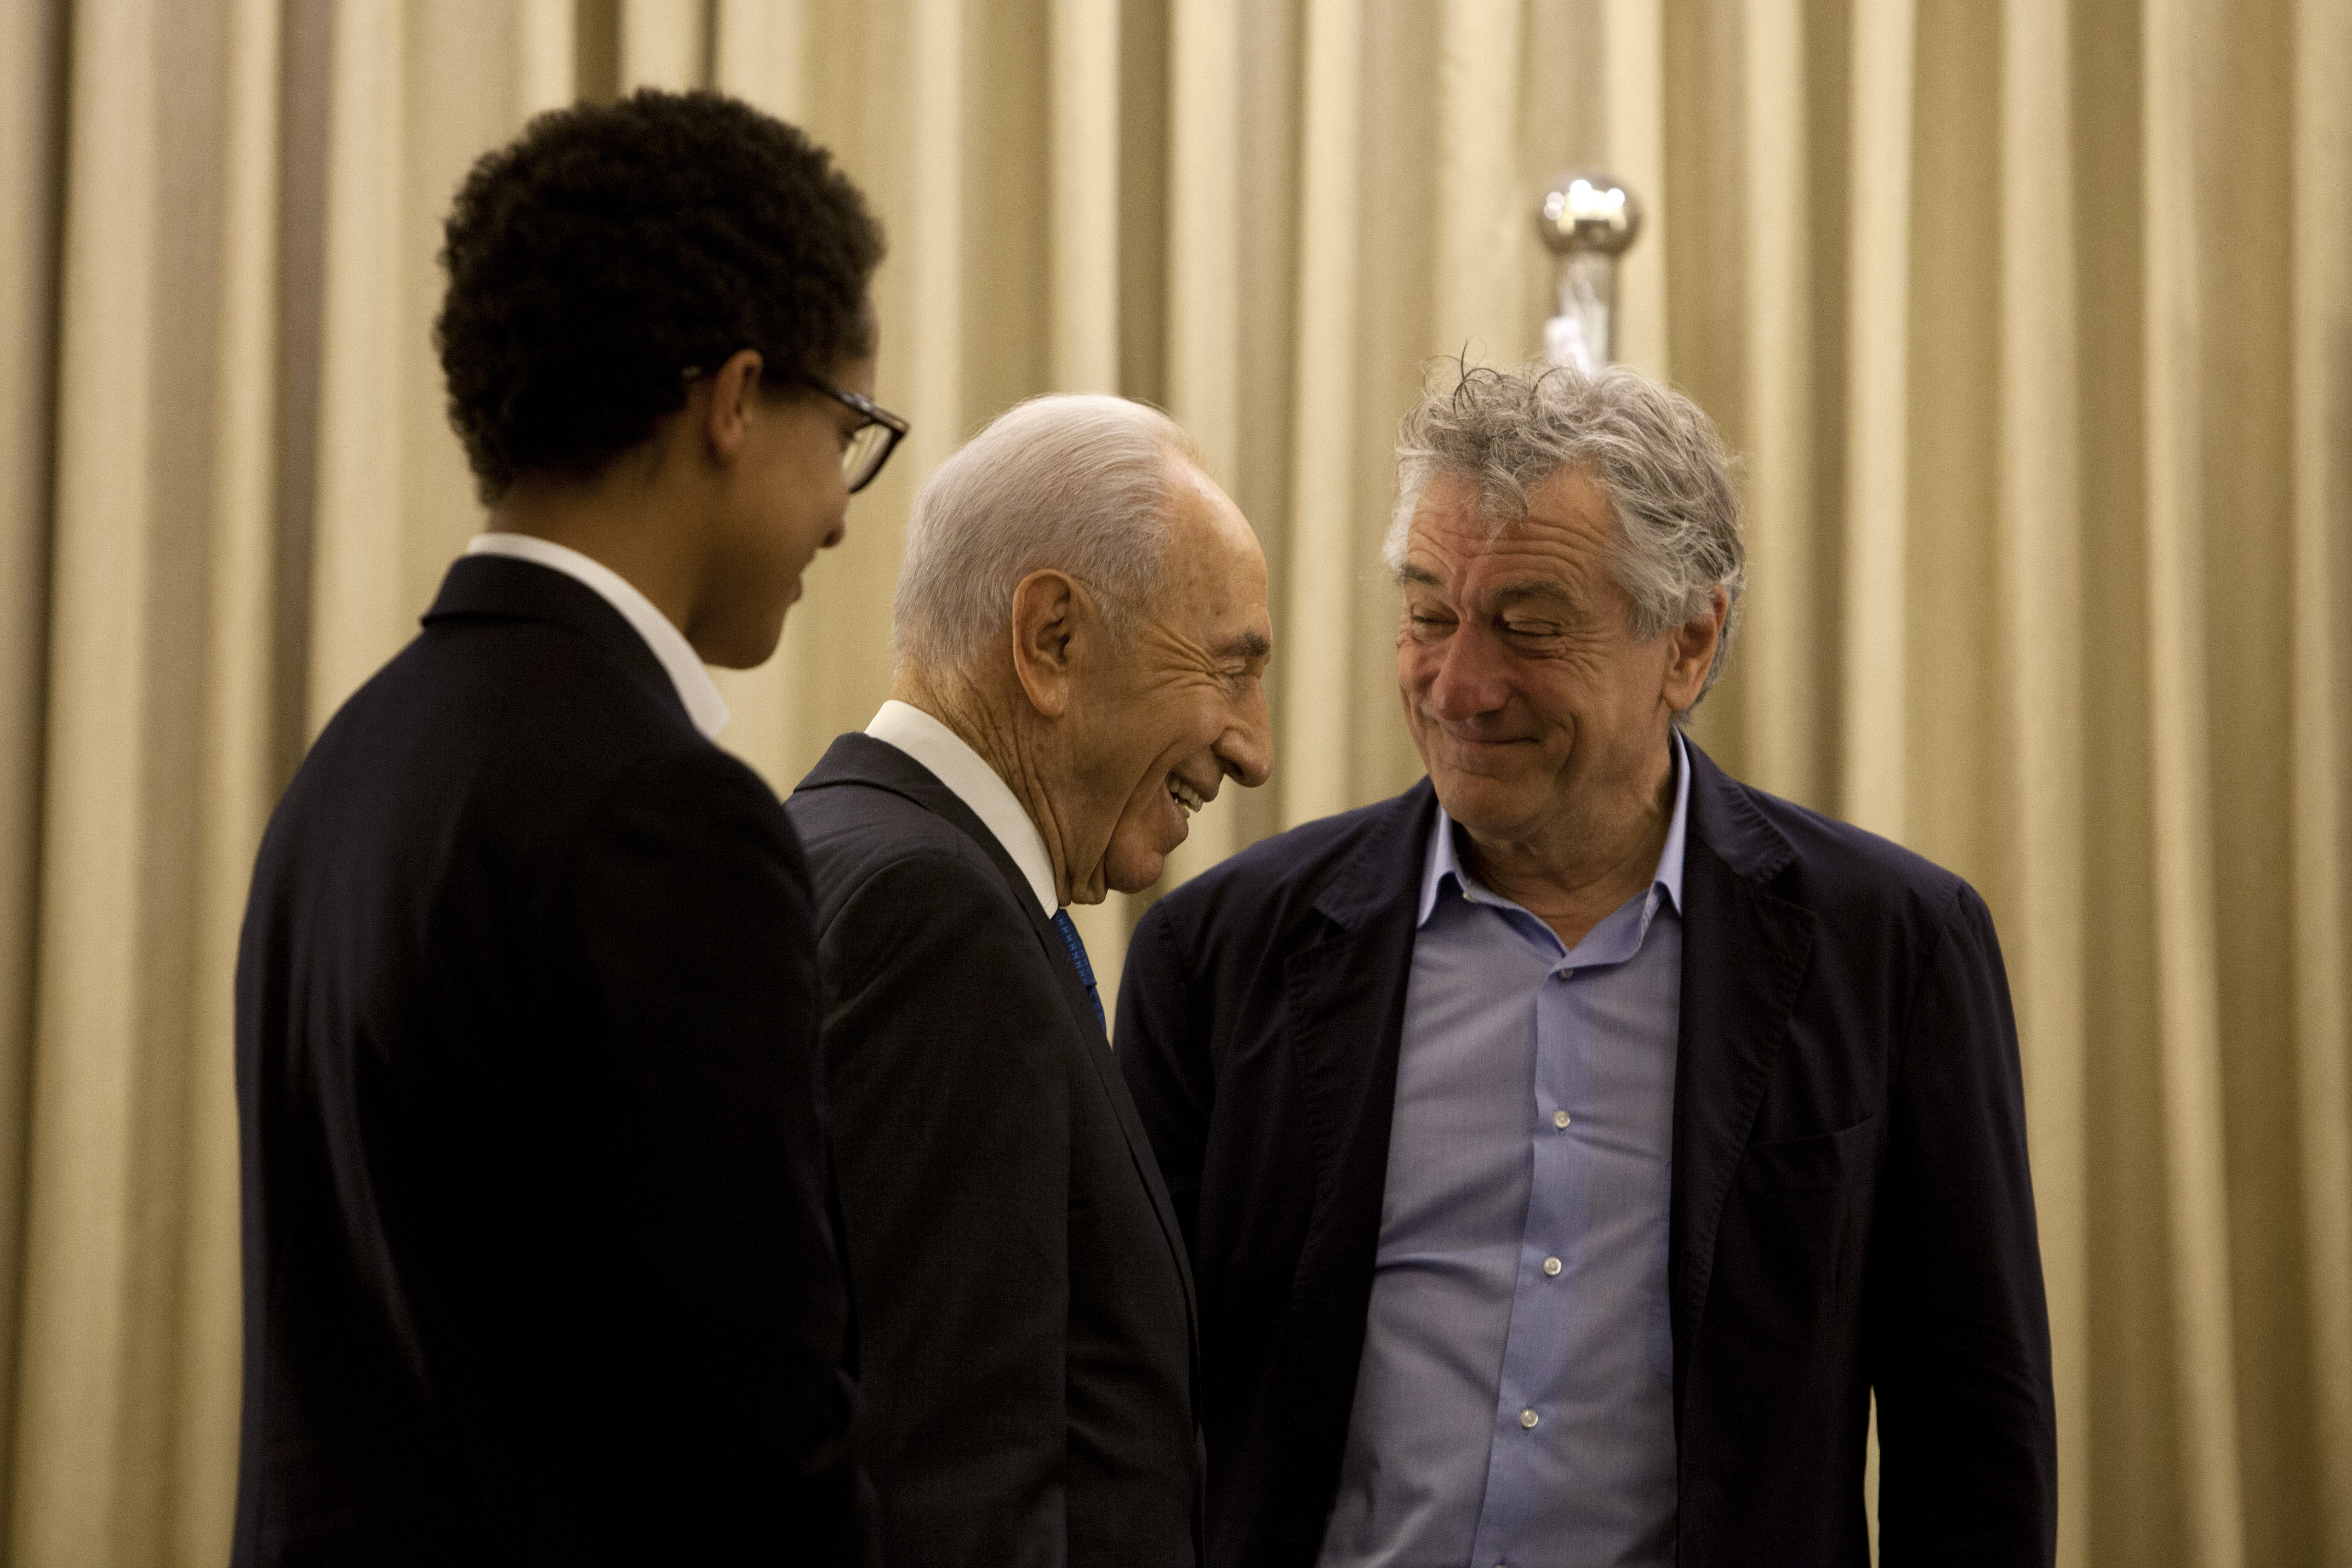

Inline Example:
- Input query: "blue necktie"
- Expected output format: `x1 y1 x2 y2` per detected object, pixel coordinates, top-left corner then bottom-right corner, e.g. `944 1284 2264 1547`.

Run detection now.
1051 909 1105 1030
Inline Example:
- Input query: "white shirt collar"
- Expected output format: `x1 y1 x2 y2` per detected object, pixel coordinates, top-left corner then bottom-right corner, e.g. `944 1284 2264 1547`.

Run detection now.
465 532 730 740
1416 729 1692 927
864 700 1060 917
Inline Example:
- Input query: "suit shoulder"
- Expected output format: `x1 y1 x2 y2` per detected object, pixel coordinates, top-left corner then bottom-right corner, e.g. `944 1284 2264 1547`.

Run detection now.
336 613 688 742
594 736 794 840
1184 788 1413 887
293 619 706 811
1728 777 1975 933
786 782 1025 924
785 776 973 868
264 624 742 904
1144 784 1430 950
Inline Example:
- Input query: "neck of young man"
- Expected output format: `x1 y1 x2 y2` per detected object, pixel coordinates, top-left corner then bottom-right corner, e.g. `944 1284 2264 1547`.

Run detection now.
490 454 709 648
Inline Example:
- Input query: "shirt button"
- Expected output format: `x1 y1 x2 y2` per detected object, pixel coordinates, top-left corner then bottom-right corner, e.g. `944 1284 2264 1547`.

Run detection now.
1553 1109 1571 1129
1543 1256 1562 1276
1519 1408 1539 1429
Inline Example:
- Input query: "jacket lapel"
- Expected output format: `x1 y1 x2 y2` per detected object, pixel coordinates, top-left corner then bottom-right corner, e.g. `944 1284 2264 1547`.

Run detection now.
1279 783 1437 1464
795 732 1204 1312
798 735 1042 921
1667 742 1817 1433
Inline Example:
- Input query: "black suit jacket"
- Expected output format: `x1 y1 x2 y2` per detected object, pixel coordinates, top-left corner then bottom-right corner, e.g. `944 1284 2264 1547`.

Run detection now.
232 556 873 1566
1117 742 2057 1568
788 733 1204 1568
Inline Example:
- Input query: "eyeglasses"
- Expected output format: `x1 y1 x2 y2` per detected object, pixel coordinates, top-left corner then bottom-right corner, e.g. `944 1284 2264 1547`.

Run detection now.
798 376 908 494
680 360 909 494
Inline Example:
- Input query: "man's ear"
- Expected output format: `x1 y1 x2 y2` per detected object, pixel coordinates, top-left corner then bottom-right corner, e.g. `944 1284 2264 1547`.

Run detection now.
1662 587 1728 713
1009 569 1082 718
702 347 765 463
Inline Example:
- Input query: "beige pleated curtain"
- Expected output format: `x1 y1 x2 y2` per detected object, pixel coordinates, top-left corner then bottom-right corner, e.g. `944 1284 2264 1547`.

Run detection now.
0 1 2344 1564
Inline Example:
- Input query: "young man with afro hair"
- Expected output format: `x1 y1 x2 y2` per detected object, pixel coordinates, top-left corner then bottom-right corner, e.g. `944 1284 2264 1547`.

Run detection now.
231 91 899 1567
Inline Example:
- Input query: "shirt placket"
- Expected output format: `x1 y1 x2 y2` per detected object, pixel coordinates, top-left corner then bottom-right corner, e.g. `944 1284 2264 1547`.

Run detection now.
1467 886 1668 1568
1467 951 1589 1568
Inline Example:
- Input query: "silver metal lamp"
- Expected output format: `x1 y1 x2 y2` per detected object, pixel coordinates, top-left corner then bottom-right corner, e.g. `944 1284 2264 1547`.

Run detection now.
1536 170 1642 371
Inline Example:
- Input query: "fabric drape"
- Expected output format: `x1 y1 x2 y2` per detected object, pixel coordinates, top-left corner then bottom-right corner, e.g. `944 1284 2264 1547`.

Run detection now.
0 2 2341 1565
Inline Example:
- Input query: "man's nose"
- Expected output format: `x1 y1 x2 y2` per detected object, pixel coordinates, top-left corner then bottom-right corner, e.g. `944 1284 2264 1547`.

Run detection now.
1217 683 1274 789
1426 622 1508 720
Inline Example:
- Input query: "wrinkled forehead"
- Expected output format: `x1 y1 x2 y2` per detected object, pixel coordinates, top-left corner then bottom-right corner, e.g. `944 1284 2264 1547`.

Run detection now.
1162 463 1273 627
1167 459 1262 554
1405 468 1618 577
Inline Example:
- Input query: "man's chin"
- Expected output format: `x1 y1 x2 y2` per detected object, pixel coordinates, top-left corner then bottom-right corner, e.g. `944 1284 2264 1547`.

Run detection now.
1430 772 1545 835
1103 831 1182 894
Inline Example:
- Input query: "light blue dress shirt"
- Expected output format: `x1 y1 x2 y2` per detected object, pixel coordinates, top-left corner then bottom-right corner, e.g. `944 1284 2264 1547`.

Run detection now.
1318 735 1690 1568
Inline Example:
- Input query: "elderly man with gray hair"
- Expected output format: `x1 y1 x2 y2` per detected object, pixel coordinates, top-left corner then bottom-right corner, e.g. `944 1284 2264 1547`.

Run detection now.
787 393 1272 1568
1118 363 2057 1568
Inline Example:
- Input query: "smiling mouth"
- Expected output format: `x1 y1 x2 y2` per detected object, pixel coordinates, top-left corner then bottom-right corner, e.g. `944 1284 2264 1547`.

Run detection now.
1168 775 1209 816
1432 724 1533 749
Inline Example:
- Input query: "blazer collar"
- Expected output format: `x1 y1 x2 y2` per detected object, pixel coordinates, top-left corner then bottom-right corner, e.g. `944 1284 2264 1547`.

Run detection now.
794 736 1128 1117
422 554 694 734
1310 779 1441 933
795 732 1045 919
1665 737 1817 1434
1680 736 1798 886
1272 781 1439 1486
794 730 1205 1347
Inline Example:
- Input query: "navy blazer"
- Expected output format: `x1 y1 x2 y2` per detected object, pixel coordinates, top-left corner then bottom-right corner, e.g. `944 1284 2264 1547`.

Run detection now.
233 557 873 1566
1116 741 2056 1568
789 734 1204 1568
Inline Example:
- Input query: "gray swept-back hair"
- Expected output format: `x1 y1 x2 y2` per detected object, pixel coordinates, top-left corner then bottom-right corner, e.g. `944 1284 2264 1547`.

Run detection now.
892 393 1204 670
1384 360 1746 699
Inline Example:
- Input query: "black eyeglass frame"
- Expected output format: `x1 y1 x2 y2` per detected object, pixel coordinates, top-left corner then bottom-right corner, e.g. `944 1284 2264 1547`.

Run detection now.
796 375 908 494
679 358 909 493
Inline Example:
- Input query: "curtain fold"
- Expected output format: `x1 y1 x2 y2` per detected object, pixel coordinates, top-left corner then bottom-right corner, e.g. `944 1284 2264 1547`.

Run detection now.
2141 2 2248 1559
1736 0 1822 806
1837 0 1911 841
17 0 229 1557
1279 0 1363 834
2291 10 2352 1567
0 3 2341 1562
173 1 282 1556
1997 3 2088 1564
0 0 61 1552
1599 0 1667 379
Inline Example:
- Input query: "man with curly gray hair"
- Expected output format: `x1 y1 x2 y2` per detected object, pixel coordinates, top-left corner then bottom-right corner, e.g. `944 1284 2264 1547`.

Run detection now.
1119 361 2057 1568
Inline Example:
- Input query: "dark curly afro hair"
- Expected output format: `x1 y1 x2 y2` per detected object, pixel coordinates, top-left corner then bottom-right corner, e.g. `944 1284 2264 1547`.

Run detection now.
435 90 885 503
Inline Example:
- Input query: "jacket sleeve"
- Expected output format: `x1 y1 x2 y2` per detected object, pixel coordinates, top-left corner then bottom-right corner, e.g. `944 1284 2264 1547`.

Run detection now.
817 847 1075 1567
1869 882 2059 1566
561 744 875 1563
1114 898 1212 1260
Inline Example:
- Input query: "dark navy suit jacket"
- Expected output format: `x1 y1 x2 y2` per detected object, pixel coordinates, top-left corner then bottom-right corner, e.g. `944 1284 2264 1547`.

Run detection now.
232 556 873 1565
1116 741 2057 1568
789 734 1204 1568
